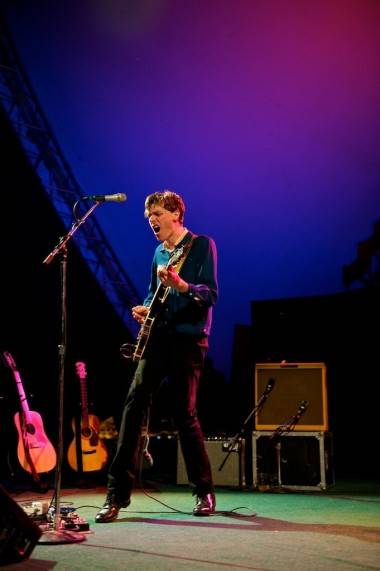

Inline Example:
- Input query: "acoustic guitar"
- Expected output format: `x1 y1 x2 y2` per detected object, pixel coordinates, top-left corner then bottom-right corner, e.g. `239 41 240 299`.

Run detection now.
3 351 57 478
120 240 193 362
67 361 108 472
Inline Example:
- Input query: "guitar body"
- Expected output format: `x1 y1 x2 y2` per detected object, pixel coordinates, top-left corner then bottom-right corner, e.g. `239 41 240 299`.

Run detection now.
67 414 108 472
14 410 57 473
3 351 57 478
133 315 157 361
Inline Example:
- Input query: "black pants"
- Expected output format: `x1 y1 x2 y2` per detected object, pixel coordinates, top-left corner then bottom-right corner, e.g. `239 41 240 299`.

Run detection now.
107 332 214 500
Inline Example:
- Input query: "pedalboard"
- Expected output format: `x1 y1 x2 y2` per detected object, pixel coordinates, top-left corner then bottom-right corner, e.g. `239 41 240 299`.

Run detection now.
21 502 90 532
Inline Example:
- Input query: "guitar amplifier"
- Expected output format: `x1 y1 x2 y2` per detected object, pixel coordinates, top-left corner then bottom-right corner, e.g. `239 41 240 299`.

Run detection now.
255 362 329 431
177 437 246 488
0 485 41 565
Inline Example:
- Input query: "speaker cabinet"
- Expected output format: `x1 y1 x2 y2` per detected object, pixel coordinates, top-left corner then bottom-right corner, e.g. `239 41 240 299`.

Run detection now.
255 362 328 431
0 485 41 565
177 437 245 488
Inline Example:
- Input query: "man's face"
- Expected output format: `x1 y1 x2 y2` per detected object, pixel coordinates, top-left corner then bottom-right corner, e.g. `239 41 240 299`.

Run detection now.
147 204 179 242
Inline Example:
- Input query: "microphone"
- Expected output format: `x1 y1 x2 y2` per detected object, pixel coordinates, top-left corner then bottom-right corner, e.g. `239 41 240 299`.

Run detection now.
264 378 276 395
83 193 127 202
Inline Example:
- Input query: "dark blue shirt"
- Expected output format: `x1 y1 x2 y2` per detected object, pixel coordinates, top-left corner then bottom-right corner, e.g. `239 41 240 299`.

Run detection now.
143 231 218 337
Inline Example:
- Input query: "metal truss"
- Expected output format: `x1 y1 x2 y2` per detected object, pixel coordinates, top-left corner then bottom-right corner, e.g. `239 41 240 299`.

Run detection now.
0 17 141 335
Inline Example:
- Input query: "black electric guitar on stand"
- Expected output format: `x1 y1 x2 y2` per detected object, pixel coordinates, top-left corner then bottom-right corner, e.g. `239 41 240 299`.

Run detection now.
3 351 57 480
67 361 108 472
120 240 193 362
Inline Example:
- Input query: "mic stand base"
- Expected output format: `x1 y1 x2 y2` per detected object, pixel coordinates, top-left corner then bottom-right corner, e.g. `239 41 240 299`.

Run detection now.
38 529 86 545
263 484 290 494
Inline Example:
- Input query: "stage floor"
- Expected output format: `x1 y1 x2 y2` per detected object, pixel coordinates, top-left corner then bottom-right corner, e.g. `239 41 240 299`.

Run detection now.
2 479 380 570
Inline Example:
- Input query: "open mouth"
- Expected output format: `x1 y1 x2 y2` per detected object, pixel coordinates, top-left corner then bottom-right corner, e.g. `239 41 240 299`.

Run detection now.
152 224 160 235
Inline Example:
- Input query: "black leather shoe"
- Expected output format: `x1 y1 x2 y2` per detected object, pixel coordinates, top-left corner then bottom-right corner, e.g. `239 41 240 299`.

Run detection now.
95 493 130 523
193 493 216 516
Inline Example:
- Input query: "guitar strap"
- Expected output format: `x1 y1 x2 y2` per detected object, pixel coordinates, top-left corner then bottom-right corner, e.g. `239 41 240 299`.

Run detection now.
171 234 196 275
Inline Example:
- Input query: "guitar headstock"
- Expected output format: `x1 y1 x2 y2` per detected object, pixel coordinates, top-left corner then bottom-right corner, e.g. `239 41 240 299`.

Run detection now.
3 351 17 371
75 361 87 380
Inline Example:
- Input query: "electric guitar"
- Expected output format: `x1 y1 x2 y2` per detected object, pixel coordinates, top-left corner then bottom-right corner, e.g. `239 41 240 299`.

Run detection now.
120 240 193 362
3 351 57 477
67 361 108 472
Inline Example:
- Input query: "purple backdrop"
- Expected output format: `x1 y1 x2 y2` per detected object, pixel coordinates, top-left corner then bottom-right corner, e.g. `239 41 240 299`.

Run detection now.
3 0 380 376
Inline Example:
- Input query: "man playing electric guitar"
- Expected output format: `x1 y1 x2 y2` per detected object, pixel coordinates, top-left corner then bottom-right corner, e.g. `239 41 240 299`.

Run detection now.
96 190 218 523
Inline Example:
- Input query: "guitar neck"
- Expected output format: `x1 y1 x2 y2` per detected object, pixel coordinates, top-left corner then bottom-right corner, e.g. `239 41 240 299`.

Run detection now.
13 370 31 420
148 242 192 316
80 378 90 429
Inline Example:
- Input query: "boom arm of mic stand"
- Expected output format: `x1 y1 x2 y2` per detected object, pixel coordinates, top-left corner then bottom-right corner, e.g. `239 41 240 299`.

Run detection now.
269 402 309 440
218 391 270 472
43 202 100 265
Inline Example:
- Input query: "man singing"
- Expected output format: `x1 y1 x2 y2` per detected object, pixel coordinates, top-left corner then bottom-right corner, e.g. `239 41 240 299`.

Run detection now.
96 190 218 522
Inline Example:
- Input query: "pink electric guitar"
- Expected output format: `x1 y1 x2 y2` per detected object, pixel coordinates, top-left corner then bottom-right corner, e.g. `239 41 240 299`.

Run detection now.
3 351 57 478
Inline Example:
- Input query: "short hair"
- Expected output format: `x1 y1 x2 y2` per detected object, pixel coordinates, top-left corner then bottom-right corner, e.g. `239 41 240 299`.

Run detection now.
144 190 185 223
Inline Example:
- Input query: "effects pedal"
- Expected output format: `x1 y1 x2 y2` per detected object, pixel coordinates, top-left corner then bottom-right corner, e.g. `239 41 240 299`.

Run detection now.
47 506 90 532
21 501 49 520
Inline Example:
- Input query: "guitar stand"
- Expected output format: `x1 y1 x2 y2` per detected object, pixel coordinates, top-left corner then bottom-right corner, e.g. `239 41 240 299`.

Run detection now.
39 201 100 544
264 400 310 494
263 437 290 494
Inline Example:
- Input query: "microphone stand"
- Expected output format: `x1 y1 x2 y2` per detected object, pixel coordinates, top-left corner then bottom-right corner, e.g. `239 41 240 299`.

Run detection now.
218 386 274 476
39 201 100 544
266 401 309 493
